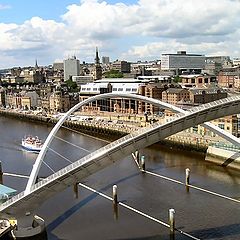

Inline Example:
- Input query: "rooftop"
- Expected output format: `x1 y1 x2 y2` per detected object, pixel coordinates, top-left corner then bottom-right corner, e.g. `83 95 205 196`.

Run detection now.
0 184 17 200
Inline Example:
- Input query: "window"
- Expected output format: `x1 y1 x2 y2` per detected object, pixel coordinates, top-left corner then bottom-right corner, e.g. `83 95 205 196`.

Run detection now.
113 88 117 91
81 88 86 90
198 78 202 83
93 88 97 91
218 123 224 129
126 88 131 91
132 88 137 91
87 88 91 91
118 88 123 91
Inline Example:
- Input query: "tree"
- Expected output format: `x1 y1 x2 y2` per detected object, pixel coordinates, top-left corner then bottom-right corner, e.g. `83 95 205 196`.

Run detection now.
104 70 123 78
65 79 78 92
173 76 182 83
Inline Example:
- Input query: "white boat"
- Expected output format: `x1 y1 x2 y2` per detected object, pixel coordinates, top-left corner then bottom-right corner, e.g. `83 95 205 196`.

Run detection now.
21 136 43 152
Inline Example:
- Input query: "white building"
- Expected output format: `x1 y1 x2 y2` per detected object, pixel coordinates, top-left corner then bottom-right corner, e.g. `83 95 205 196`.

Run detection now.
64 56 80 81
161 51 205 74
233 58 240 66
72 75 94 87
102 56 110 64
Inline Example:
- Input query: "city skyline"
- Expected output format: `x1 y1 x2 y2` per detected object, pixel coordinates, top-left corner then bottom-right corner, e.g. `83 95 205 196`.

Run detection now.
1 0 240 68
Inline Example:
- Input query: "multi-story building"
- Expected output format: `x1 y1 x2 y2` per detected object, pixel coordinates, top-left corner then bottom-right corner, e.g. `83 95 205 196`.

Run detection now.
53 62 64 71
233 58 240 66
138 83 165 114
72 76 94 87
49 91 70 113
40 94 51 113
212 115 238 136
102 56 110 64
0 88 6 107
162 88 190 105
19 69 44 83
189 88 227 104
79 78 179 114
1 76 25 84
111 61 131 73
205 56 231 65
218 67 240 90
180 74 217 88
161 51 205 74
21 91 39 110
4 91 39 110
203 61 222 75
64 56 80 81
69 93 80 108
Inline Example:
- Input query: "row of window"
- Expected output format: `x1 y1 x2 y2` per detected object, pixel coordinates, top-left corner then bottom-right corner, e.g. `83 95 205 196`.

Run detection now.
112 88 137 92
81 88 138 92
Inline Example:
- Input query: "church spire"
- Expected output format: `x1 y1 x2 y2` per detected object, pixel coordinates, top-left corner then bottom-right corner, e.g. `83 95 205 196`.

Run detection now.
35 59 38 69
95 47 100 65
94 47 102 80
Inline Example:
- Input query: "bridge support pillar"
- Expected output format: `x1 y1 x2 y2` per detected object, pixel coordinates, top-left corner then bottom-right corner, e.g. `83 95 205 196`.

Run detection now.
0 161 3 184
135 150 139 164
185 168 190 186
169 208 175 238
112 185 118 220
13 213 45 238
73 183 79 199
140 155 145 172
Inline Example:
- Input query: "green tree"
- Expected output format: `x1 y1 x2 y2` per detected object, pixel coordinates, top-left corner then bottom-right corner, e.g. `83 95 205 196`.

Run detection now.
173 75 182 83
65 79 78 92
104 70 123 78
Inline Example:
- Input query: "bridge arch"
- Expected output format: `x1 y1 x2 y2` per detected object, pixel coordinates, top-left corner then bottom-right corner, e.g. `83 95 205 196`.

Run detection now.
1 95 240 216
25 93 240 193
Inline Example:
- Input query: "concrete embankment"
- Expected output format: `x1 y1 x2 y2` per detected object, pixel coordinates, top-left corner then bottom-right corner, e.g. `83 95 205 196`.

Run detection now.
0 110 127 140
1 109 240 169
206 146 240 170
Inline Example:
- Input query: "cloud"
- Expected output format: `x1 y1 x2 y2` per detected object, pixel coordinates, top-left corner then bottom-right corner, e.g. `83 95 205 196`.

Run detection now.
121 40 232 61
1 0 240 68
61 0 240 39
0 4 11 10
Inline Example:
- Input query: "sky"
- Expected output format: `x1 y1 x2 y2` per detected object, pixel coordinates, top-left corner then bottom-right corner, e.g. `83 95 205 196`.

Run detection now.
0 0 240 68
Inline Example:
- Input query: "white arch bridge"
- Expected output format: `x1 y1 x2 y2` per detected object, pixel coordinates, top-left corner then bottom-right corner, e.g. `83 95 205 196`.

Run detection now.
1 93 240 234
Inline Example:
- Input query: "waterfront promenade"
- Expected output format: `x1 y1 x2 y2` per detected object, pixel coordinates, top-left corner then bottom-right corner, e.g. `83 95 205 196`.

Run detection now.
0 107 231 149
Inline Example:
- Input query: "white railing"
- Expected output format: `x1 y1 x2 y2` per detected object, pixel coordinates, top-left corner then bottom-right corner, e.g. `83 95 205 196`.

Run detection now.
2 95 240 210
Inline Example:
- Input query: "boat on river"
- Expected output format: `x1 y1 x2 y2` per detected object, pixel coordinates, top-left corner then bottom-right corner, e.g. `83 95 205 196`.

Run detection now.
21 135 43 152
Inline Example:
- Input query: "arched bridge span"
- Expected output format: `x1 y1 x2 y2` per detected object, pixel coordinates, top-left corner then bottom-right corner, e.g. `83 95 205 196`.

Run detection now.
1 94 240 217
25 93 240 194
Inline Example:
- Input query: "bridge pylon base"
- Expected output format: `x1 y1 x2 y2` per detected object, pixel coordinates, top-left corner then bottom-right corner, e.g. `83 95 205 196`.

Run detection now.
14 215 45 239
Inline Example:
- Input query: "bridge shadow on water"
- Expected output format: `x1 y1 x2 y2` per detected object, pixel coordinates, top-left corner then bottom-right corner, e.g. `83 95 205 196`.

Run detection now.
221 151 240 167
45 166 240 240
46 171 141 240
189 223 240 239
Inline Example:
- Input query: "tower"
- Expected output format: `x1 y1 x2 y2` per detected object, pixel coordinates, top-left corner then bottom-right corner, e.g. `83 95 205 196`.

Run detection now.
63 56 80 81
94 47 102 80
35 59 39 69
95 47 100 65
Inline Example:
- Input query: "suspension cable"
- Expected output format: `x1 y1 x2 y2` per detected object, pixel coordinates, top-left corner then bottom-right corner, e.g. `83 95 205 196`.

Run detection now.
48 147 73 164
61 125 111 143
53 135 91 153
42 161 55 174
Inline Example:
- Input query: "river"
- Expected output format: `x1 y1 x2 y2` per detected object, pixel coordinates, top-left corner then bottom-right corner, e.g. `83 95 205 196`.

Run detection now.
1 116 240 240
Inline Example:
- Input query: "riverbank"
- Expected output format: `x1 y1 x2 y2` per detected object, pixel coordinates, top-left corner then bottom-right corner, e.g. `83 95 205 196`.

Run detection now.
1 108 239 169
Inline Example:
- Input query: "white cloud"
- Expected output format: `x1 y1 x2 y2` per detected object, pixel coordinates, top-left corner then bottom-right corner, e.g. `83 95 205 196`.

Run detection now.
121 40 232 61
1 0 240 68
0 4 11 10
